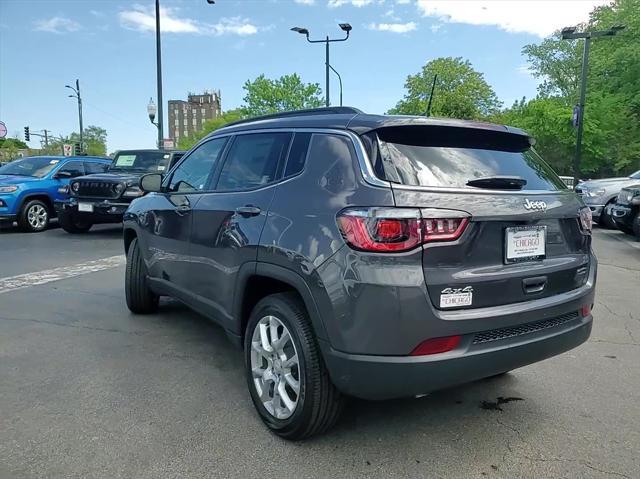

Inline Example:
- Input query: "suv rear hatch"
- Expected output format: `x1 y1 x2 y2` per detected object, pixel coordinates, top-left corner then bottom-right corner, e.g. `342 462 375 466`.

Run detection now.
367 124 592 311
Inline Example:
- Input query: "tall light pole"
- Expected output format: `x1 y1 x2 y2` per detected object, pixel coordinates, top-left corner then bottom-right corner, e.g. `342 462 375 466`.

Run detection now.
65 79 83 150
291 23 352 107
154 0 164 150
328 64 343 106
561 24 625 184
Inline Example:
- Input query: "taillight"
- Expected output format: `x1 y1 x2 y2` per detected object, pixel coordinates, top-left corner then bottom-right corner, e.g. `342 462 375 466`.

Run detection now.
578 206 592 234
410 335 462 355
581 305 591 317
336 208 469 253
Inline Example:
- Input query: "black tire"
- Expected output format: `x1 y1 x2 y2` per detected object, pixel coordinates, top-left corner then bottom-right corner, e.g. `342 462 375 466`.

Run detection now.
244 293 344 440
17 199 50 232
599 201 617 229
125 237 158 314
59 212 93 234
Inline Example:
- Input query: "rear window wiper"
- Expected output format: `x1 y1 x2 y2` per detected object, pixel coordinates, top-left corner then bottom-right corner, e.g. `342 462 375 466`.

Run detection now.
466 176 527 190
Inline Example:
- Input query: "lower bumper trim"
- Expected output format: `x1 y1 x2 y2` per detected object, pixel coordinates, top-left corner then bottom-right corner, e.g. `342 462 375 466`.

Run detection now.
322 315 592 400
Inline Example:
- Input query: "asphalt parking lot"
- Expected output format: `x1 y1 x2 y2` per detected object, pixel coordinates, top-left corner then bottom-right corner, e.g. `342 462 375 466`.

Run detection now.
1 222 638 479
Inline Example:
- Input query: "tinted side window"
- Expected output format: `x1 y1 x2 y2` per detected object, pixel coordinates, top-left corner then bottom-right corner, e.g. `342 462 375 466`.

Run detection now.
168 138 226 193
58 161 84 178
216 133 292 191
85 161 109 174
284 133 311 177
307 134 358 194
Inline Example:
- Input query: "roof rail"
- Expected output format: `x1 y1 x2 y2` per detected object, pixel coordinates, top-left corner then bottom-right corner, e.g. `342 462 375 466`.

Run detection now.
221 106 363 129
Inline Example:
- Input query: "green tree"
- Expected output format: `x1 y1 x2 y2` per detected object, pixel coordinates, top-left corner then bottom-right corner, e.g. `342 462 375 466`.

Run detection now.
241 73 324 117
516 0 640 176
42 125 108 156
389 57 502 119
70 125 108 156
0 137 29 162
177 109 245 150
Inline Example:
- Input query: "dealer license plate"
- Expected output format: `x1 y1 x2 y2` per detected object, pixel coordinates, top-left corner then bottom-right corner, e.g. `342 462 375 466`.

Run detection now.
78 202 94 213
505 226 546 263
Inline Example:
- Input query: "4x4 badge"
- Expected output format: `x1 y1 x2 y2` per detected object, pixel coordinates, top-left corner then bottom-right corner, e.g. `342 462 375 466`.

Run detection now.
523 199 547 211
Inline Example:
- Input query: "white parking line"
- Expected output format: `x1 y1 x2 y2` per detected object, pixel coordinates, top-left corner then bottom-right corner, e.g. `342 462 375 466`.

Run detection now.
595 229 640 250
0 255 126 295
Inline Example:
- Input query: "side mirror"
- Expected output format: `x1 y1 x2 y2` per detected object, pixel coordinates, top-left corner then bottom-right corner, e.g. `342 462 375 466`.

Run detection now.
140 173 163 193
54 170 72 179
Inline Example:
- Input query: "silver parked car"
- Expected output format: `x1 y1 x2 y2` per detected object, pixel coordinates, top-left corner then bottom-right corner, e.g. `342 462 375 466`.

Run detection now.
575 170 640 228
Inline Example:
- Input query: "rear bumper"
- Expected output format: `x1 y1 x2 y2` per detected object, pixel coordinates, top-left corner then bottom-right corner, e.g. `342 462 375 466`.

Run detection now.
323 313 592 400
55 199 128 223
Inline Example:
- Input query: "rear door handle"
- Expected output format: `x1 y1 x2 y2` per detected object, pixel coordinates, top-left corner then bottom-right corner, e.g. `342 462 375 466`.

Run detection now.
522 276 547 294
235 205 261 217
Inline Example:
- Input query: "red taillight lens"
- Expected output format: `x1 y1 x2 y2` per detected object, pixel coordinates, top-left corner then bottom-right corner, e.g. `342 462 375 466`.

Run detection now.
423 217 469 242
581 305 591 317
337 212 422 252
337 208 469 253
410 335 462 356
579 207 592 234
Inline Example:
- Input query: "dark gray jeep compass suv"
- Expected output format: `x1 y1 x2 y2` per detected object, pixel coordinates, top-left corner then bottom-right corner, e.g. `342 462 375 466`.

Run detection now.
122 107 596 439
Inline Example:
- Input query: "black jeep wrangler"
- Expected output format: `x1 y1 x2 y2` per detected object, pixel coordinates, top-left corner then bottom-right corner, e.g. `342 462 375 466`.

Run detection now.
612 184 640 239
56 149 184 233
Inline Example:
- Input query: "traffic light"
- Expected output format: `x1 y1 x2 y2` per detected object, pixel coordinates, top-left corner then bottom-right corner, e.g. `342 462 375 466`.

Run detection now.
24 126 30 142
73 142 81 155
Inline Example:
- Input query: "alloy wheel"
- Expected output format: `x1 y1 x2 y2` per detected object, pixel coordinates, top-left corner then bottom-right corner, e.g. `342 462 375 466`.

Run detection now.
27 204 48 230
250 315 301 420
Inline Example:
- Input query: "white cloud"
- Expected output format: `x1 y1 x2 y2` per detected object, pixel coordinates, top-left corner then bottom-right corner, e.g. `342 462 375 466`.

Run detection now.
294 0 316 4
119 5 259 36
119 5 198 33
34 16 81 34
416 0 609 37
206 17 259 36
328 0 376 8
368 21 417 33
517 64 534 76
396 0 411 4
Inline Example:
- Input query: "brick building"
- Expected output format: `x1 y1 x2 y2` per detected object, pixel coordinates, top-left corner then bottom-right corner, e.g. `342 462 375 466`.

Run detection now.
168 91 221 142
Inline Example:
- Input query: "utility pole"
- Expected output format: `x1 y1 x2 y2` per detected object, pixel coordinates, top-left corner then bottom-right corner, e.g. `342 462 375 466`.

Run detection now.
561 25 625 184
155 0 164 149
292 23 352 107
65 80 83 151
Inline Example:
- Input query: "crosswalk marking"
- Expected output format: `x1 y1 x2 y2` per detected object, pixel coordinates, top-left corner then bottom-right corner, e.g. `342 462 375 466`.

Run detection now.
0 255 126 294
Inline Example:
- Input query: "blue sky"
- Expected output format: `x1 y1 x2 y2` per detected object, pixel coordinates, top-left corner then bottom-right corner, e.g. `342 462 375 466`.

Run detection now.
0 0 606 152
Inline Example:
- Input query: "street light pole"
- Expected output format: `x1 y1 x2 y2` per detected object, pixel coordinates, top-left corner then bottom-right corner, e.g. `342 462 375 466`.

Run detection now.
155 0 164 150
328 64 343 106
291 24 352 107
561 25 625 184
65 79 83 151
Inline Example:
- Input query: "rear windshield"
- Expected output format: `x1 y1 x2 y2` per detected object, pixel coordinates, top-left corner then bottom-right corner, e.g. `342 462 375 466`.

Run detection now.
110 151 170 173
371 126 566 191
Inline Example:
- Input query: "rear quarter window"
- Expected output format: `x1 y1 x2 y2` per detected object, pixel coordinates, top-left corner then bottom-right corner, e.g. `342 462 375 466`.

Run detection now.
372 126 566 191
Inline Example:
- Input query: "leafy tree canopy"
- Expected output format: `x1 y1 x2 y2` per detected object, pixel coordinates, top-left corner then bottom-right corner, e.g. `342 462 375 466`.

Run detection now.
241 73 324 117
389 57 502 119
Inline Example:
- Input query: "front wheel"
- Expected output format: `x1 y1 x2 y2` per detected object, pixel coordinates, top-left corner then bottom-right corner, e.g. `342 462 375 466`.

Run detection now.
18 199 49 232
245 293 344 440
125 237 158 314
59 212 93 234
599 201 617 229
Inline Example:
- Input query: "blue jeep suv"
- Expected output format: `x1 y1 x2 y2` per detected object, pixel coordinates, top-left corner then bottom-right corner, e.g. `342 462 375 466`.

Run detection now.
0 155 111 232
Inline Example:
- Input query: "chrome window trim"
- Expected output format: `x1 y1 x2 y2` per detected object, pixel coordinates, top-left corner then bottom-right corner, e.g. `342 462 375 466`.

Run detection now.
207 128 391 189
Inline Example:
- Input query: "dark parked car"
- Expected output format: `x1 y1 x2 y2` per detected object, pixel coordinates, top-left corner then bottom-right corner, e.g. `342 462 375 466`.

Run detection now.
122 107 596 439
0 155 111 232
56 149 171 233
611 184 640 238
